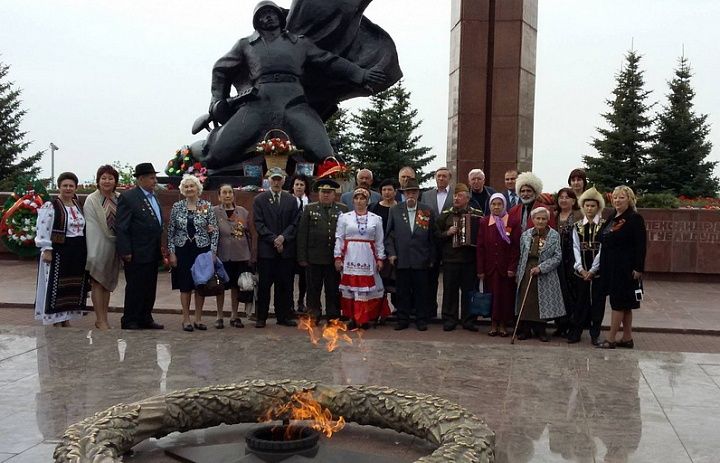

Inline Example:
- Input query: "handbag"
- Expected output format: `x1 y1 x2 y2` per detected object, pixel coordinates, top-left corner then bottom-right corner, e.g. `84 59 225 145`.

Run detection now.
197 273 224 297
467 281 492 318
238 271 257 292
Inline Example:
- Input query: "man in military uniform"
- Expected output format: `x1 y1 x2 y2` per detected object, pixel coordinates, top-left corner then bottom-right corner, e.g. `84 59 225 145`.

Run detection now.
435 183 484 331
297 179 348 320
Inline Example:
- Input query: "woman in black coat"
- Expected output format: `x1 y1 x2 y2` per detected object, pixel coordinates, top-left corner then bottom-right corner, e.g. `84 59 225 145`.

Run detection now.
597 186 646 349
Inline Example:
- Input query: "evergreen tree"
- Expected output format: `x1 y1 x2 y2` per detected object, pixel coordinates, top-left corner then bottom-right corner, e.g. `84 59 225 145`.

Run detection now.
325 106 352 161
642 56 719 197
0 60 43 191
347 81 433 185
583 51 653 192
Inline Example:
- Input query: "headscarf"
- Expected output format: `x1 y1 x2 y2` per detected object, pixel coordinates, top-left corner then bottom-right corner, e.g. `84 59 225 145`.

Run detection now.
488 193 510 244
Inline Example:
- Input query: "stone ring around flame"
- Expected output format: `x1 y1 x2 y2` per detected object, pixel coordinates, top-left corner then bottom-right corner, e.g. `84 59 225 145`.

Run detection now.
53 379 495 463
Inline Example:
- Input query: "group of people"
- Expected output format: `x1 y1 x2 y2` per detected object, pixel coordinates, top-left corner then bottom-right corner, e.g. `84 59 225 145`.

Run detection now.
34 162 647 349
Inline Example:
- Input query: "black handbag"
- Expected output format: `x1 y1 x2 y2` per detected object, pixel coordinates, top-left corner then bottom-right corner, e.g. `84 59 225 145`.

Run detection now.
197 273 224 297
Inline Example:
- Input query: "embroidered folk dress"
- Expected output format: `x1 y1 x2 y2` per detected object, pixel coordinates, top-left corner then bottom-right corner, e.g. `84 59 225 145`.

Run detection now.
334 211 389 325
34 201 90 325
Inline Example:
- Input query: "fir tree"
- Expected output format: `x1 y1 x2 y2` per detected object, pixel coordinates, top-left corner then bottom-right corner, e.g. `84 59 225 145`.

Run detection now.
347 81 433 185
0 61 43 191
583 51 653 192
325 106 352 161
642 56 719 197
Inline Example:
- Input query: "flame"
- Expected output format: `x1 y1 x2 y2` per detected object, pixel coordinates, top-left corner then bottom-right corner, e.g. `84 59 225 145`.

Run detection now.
297 317 354 352
261 391 346 439
297 316 320 345
322 319 353 352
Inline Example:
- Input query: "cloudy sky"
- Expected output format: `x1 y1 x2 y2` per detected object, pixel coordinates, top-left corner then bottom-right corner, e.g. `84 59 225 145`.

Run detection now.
1 0 718 192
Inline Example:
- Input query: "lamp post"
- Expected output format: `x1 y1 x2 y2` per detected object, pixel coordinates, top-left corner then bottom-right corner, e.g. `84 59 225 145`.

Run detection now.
49 143 59 188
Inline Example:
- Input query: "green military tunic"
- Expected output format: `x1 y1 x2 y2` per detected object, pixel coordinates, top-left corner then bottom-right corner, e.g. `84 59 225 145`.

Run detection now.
297 201 349 265
434 206 484 263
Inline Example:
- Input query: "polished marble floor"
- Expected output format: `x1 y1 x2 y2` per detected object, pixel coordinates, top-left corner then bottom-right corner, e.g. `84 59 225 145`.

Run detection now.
0 324 719 462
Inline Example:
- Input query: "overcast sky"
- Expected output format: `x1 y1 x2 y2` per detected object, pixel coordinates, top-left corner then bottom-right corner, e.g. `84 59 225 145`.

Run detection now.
1 0 718 192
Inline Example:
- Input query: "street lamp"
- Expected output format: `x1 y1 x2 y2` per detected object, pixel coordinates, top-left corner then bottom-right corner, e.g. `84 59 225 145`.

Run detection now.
49 143 59 188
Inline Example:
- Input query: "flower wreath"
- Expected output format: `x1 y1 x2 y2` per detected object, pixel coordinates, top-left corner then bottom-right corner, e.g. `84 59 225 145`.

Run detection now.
0 179 51 257
165 145 208 184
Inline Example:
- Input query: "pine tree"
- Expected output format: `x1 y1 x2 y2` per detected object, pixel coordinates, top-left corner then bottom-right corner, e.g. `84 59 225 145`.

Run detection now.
642 56 719 197
325 106 352 161
347 81 433 185
0 60 43 191
583 51 653 192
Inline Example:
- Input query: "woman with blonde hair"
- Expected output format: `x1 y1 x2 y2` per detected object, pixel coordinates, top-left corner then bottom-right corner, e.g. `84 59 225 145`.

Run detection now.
597 185 646 349
84 165 122 329
168 174 219 331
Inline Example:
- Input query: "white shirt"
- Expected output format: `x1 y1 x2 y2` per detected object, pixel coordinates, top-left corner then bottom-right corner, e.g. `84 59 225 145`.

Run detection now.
573 215 602 273
436 188 448 215
407 205 417 233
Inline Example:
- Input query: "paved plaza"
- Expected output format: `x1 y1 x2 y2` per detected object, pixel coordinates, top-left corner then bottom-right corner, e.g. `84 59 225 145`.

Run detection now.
0 260 719 462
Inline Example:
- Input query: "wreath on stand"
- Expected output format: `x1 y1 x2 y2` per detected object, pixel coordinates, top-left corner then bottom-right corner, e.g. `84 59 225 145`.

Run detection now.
0 179 51 257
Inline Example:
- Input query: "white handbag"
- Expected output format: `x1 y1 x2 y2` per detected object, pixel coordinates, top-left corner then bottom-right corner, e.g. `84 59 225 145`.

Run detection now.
238 272 257 291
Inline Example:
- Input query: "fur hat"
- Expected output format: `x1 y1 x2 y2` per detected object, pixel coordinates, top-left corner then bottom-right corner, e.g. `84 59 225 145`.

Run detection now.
516 172 543 195
578 187 605 210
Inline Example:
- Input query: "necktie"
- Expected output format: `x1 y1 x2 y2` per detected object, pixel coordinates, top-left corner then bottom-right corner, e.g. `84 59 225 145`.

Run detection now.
273 192 280 205
510 192 517 208
148 193 161 224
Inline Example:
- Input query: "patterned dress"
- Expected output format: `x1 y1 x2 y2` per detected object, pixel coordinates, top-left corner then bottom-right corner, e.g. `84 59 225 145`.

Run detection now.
334 211 389 325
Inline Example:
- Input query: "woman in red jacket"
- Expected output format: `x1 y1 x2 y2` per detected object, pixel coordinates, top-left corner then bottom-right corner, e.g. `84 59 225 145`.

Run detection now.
477 193 521 336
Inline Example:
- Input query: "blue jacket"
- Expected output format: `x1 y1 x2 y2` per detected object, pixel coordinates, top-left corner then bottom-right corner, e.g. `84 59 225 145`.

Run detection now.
191 251 229 286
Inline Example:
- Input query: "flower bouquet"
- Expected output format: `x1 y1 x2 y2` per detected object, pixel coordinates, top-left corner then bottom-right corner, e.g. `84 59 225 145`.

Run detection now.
166 145 208 184
255 130 298 170
0 179 51 257
316 156 353 192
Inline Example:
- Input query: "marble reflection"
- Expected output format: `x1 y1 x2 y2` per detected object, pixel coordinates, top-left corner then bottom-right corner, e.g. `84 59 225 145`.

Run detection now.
0 326 717 462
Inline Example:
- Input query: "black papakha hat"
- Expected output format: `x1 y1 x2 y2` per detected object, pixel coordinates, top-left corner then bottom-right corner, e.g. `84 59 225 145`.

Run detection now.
133 163 159 177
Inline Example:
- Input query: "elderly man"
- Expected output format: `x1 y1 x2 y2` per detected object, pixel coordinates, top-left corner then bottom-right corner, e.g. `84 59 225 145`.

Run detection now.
116 163 164 330
435 183 484 331
422 167 454 317
340 169 381 210
253 167 300 328
468 168 496 215
385 178 436 331
395 166 417 202
502 169 520 209
508 172 556 233
297 179 348 320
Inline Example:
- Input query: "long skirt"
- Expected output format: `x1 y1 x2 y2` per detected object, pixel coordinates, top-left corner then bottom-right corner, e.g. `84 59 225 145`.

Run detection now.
484 270 516 324
172 241 210 292
338 239 389 325
35 237 90 325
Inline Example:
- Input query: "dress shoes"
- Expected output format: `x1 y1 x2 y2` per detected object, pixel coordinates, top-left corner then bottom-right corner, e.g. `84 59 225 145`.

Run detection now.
277 319 298 327
462 323 479 332
145 322 164 330
255 320 267 328
182 323 194 332
193 323 207 331
416 322 428 332
442 322 457 332
394 323 410 331
122 323 142 330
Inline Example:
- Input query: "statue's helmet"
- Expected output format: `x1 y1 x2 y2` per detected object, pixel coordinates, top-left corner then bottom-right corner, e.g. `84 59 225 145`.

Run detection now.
253 1 286 31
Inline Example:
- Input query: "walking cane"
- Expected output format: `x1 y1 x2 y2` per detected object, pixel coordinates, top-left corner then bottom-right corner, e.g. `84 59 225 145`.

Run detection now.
511 274 535 345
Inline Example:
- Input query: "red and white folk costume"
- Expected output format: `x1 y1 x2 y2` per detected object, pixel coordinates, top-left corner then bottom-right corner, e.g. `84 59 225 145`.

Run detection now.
334 210 389 325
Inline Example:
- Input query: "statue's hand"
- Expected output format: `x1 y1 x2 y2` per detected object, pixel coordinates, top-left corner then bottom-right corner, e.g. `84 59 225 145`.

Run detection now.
363 68 387 91
210 99 232 125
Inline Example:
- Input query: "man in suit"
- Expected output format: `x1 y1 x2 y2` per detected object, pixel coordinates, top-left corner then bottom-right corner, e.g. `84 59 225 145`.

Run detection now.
115 163 164 330
385 178 436 331
297 179 348 320
502 168 520 209
422 167 454 319
253 167 300 328
468 168 496 215
340 168 381 210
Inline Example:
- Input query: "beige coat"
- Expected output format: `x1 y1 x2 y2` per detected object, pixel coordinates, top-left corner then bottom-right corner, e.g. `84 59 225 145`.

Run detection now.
213 205 252 262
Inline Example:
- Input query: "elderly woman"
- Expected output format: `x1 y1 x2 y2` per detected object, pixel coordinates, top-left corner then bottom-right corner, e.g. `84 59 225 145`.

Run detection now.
334 187 389 329
212 184 253 329
477 193 520 336
552 187 583 338
168 174 219 332
290 173 310 313
35 172 90 326
597 186 646 349
515 207 566 341
84 165 122 330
